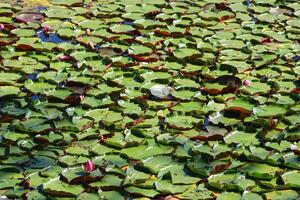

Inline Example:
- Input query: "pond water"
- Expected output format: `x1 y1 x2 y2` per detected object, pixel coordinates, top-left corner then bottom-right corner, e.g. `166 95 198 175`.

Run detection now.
4 0 49 12
1 0 300 199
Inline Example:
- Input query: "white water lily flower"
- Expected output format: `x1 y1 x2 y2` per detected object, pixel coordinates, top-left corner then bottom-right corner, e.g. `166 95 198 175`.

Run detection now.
150 85 173 98
290 144 298 151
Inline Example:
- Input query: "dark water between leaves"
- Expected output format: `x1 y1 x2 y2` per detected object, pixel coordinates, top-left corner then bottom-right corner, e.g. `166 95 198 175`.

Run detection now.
1 0 300 199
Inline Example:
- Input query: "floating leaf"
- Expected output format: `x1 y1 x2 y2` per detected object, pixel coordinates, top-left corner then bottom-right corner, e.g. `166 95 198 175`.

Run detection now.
155 180 189 194
110 24 135 33
15 13 44 23
224 131 260 146
239 163 282 180
43 178 84 197
216 192 242 200
253 104 288 117
1 0 300 198
0 86 20 97
281 171 300 189
121 143 173 160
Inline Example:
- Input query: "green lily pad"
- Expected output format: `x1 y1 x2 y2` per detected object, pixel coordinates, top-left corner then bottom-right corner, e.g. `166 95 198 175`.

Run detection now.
264 190 298 200
281 171 300 189
44 8 75 19
121 143 173 160
224 131 260 146
239 163 282 180
253 104 288 117
0 0 300 198
142 155 174 173
175 184 213 200
165 115 201 130
155 180 189 194
173 48 201 59
50 0 82 6
124 186 159 198
43 178 84 197
187 156 230 177
110 24 135 33
0 86 20 97
217 192 242 200
99 191 125 200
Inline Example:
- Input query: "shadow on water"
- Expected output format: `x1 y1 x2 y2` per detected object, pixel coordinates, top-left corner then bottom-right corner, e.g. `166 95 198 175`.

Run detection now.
37 30 69 44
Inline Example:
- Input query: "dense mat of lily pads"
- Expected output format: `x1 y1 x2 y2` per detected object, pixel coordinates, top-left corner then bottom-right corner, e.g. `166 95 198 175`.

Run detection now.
0 0 300 199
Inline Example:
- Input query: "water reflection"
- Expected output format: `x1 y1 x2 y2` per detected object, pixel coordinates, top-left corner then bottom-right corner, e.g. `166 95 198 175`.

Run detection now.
5 0 49 12
37 30 68 44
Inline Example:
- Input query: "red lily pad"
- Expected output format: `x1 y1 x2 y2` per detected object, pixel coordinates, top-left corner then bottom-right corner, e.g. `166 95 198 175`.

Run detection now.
15 13 44 23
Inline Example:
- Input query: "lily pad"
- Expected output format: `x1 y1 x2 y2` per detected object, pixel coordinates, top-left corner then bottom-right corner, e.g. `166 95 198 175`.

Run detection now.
239 163 282 180
0 86 20 97
43 178 84 197
253 104 288 117
281 171 300 189
1 0 300 198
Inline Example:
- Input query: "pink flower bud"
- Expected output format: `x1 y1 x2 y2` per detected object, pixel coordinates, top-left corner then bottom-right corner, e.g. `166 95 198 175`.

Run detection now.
85 28 91 35
99 135 105 143
172 71 178 77
79 94 85 101
0 24 4 31
58 55 70 61
42 25 51 33
261 37 271 45
243 79 251 87
84 160 95 172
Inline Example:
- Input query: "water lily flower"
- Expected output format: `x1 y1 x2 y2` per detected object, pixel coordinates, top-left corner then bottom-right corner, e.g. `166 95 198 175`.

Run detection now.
88 41 94 49
84 160 95 172
261 37 271 44
291 88 300 94
243 79 251 87
104 63 113 71
79 94 85 101
150 85 173 98
290 144 298 151
58 55 70 61
172 71 178 77
42 25 51 33
85 28 91 35
290 144 300 155
0 24 4 31
99 135 105 143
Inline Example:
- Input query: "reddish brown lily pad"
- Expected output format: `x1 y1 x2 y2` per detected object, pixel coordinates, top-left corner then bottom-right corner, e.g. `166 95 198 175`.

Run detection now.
15 13 44 23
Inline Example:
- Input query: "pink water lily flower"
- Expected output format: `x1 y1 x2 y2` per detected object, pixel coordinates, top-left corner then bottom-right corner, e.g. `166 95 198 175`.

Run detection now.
83 160 95 172
79 94 85 101
243 79 251 87
42 25 51 33
58 55 70 61
0 24 4 31
99 134 108 143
